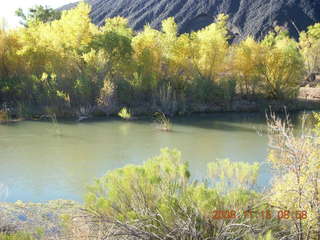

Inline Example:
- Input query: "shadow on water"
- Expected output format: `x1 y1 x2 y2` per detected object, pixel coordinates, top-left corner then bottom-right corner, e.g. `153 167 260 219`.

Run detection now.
1 110 317 202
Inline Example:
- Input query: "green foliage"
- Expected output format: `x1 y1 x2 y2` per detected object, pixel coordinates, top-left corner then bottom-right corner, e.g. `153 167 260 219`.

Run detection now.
0 233 34 240
15 5 61 27
245 231 275 240
86 149 189 219
75 115 320 239
85 148 265 239
208 158 260 192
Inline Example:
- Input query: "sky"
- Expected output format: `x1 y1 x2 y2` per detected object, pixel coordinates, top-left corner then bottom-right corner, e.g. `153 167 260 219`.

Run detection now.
0 0 76 28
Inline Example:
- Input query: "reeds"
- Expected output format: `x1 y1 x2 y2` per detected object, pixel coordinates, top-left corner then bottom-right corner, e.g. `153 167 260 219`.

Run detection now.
49 113 62 136
0 110 9 123
154 112 172 131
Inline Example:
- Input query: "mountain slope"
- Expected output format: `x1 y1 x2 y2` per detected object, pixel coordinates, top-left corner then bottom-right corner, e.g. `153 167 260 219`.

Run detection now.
60 0 320 40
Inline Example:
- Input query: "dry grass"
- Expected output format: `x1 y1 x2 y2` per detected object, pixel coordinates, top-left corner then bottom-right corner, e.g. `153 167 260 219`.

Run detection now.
0 111 9 123
154 112 172 131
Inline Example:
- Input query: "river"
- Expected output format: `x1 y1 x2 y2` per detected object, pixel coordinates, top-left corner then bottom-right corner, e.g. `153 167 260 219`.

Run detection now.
0 112 300 202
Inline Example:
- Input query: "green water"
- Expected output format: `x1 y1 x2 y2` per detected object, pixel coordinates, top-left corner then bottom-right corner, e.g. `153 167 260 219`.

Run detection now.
0 113 276 202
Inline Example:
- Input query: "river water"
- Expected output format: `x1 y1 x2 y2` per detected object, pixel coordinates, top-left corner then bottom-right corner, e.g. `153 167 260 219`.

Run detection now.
0 113 290 202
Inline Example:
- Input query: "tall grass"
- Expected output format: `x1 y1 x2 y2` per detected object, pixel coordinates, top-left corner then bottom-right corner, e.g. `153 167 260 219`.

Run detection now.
48 113 62 136
0 111 9 123
0 233 34 240
154 112 172 131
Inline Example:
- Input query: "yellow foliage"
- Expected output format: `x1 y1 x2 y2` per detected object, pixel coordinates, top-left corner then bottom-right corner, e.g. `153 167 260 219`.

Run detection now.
0 27 24 78
233 37 265 95
300 23 320 75
260 36 304 98
16 2 98 76
193 14 229 81
132 26 163 88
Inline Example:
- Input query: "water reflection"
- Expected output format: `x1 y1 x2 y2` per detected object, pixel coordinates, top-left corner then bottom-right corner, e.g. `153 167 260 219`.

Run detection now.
0 112 310 202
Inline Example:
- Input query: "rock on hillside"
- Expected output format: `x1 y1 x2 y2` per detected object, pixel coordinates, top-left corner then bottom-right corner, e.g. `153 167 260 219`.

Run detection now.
60 0 320 40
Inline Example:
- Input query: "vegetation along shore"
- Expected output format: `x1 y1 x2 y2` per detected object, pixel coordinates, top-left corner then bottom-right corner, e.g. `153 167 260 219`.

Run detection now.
1 3 320 121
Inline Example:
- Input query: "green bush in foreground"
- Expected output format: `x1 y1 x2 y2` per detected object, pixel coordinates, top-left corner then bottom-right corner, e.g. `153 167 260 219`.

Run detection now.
0 233 34 240
84 148 271 239
79 113 320 239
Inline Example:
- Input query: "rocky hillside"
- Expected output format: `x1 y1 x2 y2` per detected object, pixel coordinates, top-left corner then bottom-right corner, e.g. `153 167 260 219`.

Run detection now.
60 0 320 40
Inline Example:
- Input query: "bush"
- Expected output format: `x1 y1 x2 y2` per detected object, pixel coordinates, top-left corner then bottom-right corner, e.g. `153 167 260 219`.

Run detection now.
267 112 320 239
0 233 34 240
83 148 268 239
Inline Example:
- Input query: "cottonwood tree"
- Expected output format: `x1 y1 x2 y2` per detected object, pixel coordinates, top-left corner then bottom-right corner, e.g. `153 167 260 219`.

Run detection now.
192 14 229 82
15 5 61 27
259 28 304 99
232 37 265 97
300 23 320 76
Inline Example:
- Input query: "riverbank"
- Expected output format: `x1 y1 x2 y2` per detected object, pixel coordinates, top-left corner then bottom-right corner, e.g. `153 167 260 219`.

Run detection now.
0 200 81 239
2 87 320 122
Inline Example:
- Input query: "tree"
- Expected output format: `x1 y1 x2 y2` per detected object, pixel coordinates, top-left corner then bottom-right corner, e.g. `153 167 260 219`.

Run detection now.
0 22 27 103
192 14 229 82
15 2 99 108
300 23 320 75
15 5 61 27
160 18 194 88
89 16 134 80
260 28 304 99
232 37 265 97
132 25 163 90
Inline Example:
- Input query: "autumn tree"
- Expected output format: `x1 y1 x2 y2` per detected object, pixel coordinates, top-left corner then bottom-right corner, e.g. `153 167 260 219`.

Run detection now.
300 23 320 76
192 14 229 82
87 17 134 108
160 18 194 90
132 25 163 91
16 2 98 109
260 28 304 99
232 37 265 97
0 23 27 103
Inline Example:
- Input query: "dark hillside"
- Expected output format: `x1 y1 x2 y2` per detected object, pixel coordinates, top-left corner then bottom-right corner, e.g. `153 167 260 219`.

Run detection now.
62 0 320 38
59 0 320 40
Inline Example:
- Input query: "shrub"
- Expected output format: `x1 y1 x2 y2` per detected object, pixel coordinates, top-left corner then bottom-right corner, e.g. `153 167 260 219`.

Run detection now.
267 112 320 239
118 107 132 120
0 233 34 240
83 149 267 239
